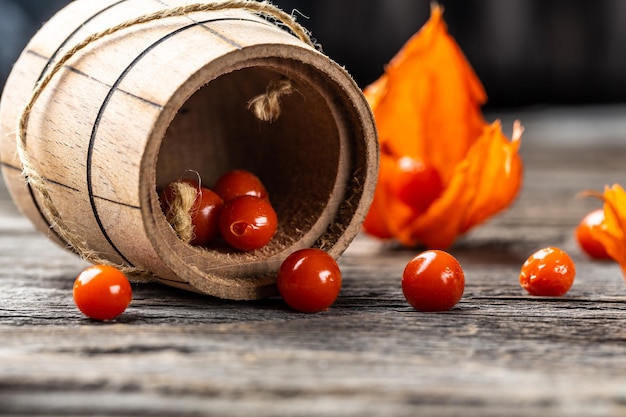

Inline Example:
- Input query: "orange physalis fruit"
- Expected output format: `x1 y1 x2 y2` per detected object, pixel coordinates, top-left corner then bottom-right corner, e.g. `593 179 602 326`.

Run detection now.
576 209 611 260
588 184 626 279
362 4 524 249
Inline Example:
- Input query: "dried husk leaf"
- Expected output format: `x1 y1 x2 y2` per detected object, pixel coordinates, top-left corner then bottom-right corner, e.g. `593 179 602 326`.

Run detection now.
459 120 524 233
590 184 626 278
364 4 487 184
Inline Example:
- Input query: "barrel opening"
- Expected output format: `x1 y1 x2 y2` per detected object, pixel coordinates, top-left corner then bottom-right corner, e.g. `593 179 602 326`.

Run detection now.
155 64 344 261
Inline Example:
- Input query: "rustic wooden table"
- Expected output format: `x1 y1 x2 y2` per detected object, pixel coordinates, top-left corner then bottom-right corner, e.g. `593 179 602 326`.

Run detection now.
1 107 626 417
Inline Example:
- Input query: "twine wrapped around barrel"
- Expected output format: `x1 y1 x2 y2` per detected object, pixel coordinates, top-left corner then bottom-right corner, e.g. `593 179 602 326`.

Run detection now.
0 0 378 300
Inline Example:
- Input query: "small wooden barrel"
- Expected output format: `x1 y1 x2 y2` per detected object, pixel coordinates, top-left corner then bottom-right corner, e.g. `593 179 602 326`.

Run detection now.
0 0 378 300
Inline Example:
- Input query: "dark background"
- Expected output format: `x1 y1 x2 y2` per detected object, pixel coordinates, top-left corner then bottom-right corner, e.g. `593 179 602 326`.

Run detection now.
2 0 626 109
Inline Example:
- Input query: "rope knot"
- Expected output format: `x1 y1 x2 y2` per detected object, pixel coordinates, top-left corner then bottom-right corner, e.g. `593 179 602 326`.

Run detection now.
247 78 294 122
161 181 199 244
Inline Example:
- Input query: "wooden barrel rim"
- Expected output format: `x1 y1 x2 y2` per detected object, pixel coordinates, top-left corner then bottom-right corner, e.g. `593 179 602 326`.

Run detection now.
144 47 376 298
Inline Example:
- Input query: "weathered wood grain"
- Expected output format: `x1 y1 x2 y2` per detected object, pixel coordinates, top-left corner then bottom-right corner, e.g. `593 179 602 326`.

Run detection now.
1 108 626 416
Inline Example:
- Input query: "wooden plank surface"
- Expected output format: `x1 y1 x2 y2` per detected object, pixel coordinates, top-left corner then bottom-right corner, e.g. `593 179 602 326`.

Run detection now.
1 106 626 416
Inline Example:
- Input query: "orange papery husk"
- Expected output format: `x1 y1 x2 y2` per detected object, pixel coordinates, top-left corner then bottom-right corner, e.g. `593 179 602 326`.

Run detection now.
364 4 487 185
362 3 524 249
589 184 626 279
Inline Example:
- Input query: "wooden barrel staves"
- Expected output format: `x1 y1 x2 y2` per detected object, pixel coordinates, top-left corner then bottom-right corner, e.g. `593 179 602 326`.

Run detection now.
0 0 378 300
